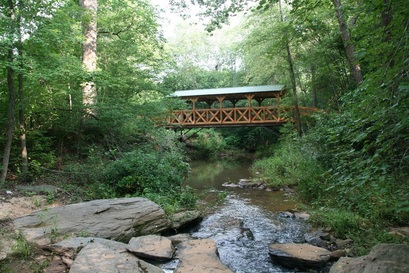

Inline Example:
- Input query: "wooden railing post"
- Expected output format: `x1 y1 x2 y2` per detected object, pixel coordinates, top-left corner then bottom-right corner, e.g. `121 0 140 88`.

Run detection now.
245 95 254 123
191 98 198 124
216 96 225 124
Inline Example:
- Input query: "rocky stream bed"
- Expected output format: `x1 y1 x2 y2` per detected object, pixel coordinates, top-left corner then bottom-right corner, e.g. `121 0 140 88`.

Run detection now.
1 185 409 273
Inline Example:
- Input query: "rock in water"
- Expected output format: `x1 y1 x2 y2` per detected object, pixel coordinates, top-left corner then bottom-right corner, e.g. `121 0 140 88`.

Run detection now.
175 239 233 273
69 242 164 273
128 235 174 261
329 243 409 273
13 197 170 245
269 243 331 270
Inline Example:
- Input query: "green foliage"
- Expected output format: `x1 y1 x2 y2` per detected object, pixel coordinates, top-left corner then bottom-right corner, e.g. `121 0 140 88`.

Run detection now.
222 127 280 152
251 129 324 188
186 129 227 158
102 148 189 196
12 231 32 257
306 83 409 222
309 208 369 239
309 208 409 255
144 186 198 214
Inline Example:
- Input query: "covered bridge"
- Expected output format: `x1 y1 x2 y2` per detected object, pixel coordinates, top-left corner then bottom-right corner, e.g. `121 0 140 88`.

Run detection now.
166 85 290 128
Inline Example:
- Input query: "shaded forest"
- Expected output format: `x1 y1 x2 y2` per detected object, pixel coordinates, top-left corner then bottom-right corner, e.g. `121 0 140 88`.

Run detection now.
1 0 408 253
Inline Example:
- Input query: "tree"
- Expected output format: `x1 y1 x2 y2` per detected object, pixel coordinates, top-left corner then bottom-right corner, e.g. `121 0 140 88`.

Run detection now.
278 0 301 136
16 0 28 180
0 0 17 184
161 19 244 90
80 0 98 117
331 0 363 86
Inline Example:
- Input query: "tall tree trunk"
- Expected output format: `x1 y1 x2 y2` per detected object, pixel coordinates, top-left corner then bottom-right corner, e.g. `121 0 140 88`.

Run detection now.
279 0 302 136
381 0 392 42
18 0 28 181
311 66 317 108
0 0 16 184
80 0 98 117
332 0 363 86
18 54 28 180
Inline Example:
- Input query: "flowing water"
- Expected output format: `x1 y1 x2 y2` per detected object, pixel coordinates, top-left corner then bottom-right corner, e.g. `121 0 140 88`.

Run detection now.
182 159 312 273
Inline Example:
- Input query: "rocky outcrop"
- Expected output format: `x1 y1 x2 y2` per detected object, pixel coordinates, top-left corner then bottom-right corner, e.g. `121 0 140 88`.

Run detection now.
69 242 164 273
269 243 331 270
128 235 174 261
13 197 170 245
329 243 409 273
175 239 233 273
47 237 130 267
169 210 201 229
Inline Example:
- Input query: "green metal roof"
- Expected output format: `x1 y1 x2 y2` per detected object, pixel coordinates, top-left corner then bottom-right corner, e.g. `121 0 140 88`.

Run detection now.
171 85 285 98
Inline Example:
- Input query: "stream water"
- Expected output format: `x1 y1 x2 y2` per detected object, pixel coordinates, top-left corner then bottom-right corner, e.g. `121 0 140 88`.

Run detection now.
180 159 312 273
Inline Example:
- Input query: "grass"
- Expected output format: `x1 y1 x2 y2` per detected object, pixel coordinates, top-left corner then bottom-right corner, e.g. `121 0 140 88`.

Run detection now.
308 208 409 255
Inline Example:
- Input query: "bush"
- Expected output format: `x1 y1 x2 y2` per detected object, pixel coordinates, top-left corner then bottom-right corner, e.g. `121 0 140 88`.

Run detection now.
306 102 409 224
250 131 324 189
102 149 189 195
97 147 196 211
309 207 408 255
187 129 226 158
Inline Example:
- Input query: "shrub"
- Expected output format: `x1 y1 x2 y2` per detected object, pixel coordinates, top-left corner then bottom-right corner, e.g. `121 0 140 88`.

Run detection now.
98 147 195 211
251 132 324 189
102 149 189 195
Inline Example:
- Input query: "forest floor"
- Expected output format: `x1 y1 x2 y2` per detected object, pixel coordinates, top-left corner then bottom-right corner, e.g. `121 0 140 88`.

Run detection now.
0 186 71 273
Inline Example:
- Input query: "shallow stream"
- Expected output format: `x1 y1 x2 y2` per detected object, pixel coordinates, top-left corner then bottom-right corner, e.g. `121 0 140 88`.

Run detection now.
181 159 312 273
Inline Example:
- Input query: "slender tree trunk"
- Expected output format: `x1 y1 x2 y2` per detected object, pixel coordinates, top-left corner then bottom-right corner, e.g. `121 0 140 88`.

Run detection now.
80 0 98 117
18 0 28 181
279 0 302 136
381 0 392 41
311 66 317 108
332 0 363 86
18 60 28 180
286 43 302 136
0 1 16 184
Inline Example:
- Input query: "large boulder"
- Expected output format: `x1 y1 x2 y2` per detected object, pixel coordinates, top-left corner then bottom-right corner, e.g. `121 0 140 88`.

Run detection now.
69 242 164 273
269 243 331 270
329 243 409 273
13 197 170 245
175 239 233 273
128 235 175 261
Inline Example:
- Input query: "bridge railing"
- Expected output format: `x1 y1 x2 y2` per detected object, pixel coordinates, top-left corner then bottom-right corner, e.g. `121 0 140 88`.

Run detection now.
167 106 291 127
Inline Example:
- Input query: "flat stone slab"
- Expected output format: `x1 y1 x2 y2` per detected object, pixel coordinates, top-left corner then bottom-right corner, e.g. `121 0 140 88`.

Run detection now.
175 239 233 273
13 197 170 245
269 243 331 270
69 242 164 273
329 243 409 273
47 237 129 259
128 235 174 261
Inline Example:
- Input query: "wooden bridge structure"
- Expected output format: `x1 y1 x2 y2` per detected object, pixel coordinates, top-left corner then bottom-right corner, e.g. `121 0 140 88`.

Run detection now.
166 85 317 128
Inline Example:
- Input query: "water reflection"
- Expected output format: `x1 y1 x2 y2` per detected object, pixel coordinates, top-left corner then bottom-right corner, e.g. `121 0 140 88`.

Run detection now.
184 159 298 212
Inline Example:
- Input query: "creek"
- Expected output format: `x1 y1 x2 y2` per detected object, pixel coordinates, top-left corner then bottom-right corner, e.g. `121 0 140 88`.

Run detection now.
182 159 312 273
